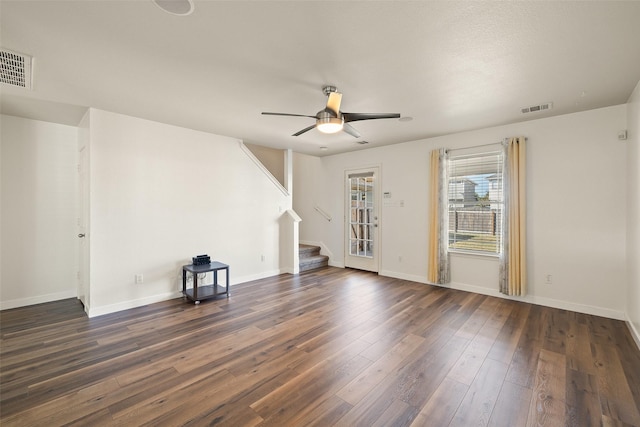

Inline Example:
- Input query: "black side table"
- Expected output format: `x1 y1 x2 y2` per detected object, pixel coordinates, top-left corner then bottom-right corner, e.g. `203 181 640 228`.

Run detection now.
182 262 230 304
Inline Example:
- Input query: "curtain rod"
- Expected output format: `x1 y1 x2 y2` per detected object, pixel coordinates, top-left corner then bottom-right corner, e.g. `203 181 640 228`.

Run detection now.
445 137 527 154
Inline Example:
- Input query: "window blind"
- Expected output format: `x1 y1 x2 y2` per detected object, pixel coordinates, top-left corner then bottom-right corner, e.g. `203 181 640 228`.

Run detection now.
448 151 504 254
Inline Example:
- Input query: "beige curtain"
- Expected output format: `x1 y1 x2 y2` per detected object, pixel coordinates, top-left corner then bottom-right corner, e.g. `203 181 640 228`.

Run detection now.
428 148 449 284
499 137 527 295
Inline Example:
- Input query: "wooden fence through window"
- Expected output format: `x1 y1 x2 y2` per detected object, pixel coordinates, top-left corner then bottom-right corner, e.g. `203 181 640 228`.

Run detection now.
449 210 501 235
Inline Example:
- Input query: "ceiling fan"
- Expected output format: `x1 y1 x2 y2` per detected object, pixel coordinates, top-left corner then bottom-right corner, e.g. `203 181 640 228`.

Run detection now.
262 86 401 138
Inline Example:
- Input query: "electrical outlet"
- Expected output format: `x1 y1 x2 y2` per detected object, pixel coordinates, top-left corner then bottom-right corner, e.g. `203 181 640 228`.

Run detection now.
135 274 143 284
261 254 265 262
545 274 552 284
398 255 403 262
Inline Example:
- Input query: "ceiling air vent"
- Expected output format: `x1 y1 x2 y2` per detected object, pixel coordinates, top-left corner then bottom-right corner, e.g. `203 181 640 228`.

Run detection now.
0 49 33 90
356 140 369 145
521 102 552 114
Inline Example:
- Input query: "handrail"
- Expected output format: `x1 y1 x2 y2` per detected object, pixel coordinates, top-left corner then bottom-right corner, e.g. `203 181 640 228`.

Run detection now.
314 205 332 222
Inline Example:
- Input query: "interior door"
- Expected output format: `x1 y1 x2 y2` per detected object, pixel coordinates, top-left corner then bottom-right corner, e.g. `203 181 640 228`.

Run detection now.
345 167 380 272
78 145 89 311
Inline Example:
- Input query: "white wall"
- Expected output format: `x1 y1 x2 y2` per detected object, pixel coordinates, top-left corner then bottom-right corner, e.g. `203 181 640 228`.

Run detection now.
1 115 78 309
627 81 640 343
292 153 325 242
245 143 285 187
86 109 291 316
294 105 628 319
78 111 90 310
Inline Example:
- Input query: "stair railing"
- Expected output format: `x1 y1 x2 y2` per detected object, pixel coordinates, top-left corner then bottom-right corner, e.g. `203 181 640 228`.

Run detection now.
314 205 332 222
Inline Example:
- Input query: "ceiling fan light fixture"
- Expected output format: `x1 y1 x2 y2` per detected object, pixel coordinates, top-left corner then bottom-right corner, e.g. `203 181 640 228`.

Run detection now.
152 0 194 16
262 86 400 138
317 117 344 134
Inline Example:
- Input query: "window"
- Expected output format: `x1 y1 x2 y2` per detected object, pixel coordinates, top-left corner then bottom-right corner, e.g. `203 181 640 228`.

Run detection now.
448 151 504 254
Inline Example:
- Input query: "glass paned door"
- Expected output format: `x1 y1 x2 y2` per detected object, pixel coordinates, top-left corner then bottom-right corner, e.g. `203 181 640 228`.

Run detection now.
345 168 379 272
349 174 374 257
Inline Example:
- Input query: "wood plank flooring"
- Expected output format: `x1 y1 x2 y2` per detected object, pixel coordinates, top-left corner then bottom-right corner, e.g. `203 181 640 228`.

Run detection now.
1 267 639 426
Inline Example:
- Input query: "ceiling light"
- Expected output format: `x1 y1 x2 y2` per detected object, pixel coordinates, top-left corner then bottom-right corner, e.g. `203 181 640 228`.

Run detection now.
317 117 344 134
152 0 194 16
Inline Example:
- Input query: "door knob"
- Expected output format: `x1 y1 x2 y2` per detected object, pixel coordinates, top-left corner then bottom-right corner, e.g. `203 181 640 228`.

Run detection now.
78 233 86 238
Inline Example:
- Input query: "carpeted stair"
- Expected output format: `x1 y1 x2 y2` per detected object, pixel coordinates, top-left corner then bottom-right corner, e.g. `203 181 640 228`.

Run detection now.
299 244 329 272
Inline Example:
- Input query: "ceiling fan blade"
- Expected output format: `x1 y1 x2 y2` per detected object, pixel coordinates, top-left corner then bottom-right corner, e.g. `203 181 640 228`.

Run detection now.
292 124 317 137
262 112 317 119
342 123 361 138
342 112 401 123
325 92 342 116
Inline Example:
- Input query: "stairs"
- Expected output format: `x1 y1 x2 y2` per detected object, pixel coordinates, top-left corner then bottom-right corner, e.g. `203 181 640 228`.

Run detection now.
299 244 329 272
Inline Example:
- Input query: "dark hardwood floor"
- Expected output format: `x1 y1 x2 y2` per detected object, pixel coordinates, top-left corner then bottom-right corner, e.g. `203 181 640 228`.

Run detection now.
1 267 639 426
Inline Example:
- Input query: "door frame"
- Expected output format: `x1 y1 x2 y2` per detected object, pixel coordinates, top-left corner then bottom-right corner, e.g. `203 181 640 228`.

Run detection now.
344 165 381 273
78 144 90 313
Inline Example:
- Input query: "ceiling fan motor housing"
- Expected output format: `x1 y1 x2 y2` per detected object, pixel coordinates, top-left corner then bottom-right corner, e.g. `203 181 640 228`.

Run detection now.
316 110 344 133
322 85 338 96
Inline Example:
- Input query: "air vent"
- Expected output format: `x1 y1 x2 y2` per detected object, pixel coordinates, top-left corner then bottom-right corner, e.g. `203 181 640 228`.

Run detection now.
356 140 369 145
0 49 32 90
521 102 552 114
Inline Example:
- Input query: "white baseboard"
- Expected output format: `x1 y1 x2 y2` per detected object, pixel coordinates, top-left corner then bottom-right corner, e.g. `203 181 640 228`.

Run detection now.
87 269 285 318
0 289 77 311
379 270 428 284
9 269 633 339
442 280 625 320
329 260 345 268
234 269 284 284
626 314 640 351
87 291 183 318
299 239 319 246
377 270 626 321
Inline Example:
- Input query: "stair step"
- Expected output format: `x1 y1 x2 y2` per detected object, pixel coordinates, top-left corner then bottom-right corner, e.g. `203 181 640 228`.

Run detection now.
299 244 328 272
299 244 321 258
299 254 329 272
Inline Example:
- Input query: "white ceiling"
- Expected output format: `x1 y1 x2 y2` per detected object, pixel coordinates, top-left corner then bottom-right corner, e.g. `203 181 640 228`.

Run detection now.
2 1 640 156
